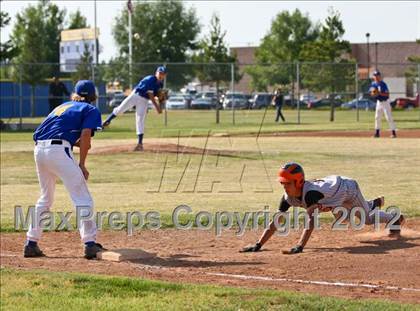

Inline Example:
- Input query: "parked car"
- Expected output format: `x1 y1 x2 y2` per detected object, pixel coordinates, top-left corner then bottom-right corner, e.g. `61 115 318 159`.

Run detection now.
250 93 274 109
390 93 419 109
300 93 317 104
283 96 306 108
165 95 187 110
191 98 213 109
222 93 249 109
108 92 127 108
341 98 376 110
195 92 218 107
307 96 343 109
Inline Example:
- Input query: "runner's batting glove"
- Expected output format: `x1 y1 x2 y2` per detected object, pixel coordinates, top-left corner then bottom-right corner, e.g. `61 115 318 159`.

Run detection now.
290 245 304 254
240 242 262 252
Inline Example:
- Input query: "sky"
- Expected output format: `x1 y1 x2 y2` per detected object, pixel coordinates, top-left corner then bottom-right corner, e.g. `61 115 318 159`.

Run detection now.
2 1 419 62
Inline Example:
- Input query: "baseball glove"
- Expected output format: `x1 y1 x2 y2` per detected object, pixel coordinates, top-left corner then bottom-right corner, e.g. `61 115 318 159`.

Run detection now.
240 242 262 253
370 88 379 97
157 89 169 104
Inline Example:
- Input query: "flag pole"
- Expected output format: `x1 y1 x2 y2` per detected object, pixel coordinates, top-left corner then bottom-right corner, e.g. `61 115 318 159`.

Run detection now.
128 0 133 89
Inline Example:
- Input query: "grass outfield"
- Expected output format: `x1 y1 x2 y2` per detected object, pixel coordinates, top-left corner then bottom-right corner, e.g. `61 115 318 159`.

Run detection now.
1 110 420 229
1 136 420 230
1 109 419 141
0 268 417 311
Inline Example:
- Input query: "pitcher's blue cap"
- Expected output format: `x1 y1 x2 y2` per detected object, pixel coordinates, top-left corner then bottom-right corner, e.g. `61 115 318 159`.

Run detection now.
156 66 167 73
74 80 96 97
372 70 381 76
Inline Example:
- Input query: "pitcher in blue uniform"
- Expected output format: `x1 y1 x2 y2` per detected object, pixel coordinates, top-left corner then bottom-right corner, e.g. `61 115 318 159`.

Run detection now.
102 66 166 151
25 80 106 259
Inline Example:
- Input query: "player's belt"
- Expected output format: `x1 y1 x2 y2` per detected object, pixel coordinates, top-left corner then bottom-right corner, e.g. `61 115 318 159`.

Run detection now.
35 139 63 145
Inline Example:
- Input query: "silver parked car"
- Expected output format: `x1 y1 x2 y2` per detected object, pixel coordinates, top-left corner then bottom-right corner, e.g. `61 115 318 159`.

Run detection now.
165 95 187 110
222 93 249 109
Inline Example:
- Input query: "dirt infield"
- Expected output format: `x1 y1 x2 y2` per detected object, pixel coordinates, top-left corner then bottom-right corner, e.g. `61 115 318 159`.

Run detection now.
90 129 420 156
2 219 420 304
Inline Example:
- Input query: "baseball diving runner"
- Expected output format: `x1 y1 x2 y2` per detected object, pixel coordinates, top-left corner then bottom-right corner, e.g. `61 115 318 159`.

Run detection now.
241 162 405 254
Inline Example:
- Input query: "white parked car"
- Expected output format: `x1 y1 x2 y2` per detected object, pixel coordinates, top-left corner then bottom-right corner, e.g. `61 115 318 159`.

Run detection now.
300 93 317 104
165 96 187 110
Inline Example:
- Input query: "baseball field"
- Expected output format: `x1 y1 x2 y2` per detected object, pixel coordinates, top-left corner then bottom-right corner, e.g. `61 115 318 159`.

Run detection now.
1 109 420 310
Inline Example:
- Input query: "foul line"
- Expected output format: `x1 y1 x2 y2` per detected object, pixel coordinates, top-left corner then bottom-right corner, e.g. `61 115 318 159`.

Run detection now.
206 272 420 293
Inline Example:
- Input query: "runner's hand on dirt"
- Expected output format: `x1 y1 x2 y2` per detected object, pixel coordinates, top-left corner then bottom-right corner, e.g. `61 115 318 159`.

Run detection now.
240 242 262 252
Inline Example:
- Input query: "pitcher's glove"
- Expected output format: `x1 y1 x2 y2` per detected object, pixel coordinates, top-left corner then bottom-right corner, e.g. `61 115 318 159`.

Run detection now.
240 242 262 253
370 88 379 97
157 89 169 104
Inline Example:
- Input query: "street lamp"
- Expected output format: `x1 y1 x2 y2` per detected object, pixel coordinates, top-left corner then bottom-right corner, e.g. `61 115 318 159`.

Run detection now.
366 33 370 79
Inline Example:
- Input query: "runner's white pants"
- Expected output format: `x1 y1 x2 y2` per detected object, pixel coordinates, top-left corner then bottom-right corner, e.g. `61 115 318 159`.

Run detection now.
113 91 148 135
375 99 396 131
27 140 97 243
341 179 394 224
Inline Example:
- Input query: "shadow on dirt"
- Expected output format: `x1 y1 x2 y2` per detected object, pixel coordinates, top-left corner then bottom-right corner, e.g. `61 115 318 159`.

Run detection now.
309 237 420 254
128 252 265 268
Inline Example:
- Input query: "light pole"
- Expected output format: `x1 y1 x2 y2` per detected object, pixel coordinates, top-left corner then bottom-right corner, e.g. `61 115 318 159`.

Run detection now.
366 33 370 79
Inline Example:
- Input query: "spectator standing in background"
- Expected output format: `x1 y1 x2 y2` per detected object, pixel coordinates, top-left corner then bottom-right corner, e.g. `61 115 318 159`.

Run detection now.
49 76 70 112
273 88 286 123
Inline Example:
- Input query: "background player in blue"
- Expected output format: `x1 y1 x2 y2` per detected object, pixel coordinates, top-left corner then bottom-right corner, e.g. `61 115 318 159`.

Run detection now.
102 66 166 151
369 70 397 138
25 80 106 260
241 162 404 254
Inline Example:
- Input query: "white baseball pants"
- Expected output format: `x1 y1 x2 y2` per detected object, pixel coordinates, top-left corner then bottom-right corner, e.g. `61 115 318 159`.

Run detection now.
342 180 394 224
112 91 148 135
27 140 97 243
375 99 396 131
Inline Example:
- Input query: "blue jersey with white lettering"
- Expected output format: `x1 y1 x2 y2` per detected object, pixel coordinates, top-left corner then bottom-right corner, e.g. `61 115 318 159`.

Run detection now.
370 81 389 101
33 101 102 146
134 75 163 99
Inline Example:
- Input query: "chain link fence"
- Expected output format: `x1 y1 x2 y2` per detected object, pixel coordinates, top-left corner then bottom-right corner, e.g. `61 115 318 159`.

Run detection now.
1 61 419 128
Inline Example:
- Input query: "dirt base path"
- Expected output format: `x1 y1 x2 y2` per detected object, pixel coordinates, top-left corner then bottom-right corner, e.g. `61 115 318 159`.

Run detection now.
2 219 420 304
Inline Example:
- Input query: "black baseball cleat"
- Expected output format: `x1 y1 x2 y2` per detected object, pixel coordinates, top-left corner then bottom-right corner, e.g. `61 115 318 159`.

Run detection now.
24 244 45 258
388 214 405 237
102 120 111 128
84 243 107 259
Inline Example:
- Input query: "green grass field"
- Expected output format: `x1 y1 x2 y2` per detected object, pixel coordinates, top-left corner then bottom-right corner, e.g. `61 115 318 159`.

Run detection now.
1 110 419 309
2 109 420 141
1 268 417 311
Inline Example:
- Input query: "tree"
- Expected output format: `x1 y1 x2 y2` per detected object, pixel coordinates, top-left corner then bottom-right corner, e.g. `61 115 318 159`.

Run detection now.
102 56 130 90
193 14 241 122
112 0 200 89
246 9 319 91
68 9 88 29
405 39 420 96
71 42 93 83
0 12 18 63
299 8 354 121
10 0 65 116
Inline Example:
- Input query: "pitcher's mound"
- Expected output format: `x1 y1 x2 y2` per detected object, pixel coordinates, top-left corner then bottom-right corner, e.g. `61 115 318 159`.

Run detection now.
97 248 156 262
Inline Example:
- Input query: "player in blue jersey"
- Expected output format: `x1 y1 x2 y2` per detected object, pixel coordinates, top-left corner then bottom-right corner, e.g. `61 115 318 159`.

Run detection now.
102 66 166 151
241 162 404 254
25 80 106 259
369 70 397 138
